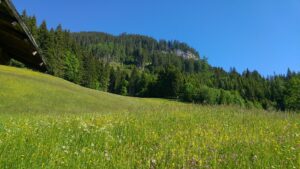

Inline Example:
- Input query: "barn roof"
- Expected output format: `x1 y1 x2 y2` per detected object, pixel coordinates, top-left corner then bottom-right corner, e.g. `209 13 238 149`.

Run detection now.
0 0 46 71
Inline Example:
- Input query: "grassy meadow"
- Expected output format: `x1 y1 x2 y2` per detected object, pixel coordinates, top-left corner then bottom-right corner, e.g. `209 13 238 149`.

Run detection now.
0 65 299 169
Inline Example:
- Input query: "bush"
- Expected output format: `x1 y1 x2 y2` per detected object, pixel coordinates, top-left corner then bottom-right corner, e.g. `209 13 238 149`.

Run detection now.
198 86 219 104
245 100 263 109
180 83 245 107
181 82 196 102
9 59 25 68
219 90 245 107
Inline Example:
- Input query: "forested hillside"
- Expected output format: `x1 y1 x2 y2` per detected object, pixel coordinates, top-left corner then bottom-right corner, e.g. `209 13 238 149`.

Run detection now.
18 11 300 111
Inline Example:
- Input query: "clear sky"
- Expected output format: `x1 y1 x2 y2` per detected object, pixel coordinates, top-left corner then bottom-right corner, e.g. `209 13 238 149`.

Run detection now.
12 0 300 76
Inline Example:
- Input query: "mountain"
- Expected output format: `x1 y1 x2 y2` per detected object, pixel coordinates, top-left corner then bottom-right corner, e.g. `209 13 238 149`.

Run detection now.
72 32 200 66
13 13 300 111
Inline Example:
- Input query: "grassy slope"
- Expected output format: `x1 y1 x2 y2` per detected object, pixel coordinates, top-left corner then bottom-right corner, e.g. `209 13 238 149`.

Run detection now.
0 65 161 114
0 65 299 169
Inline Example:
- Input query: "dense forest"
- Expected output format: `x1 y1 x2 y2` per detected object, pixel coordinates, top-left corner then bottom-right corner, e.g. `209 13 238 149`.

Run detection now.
16 11 300 111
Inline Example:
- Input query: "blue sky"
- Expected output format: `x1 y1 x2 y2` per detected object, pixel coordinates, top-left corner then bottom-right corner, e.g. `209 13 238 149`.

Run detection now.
13 0 300 76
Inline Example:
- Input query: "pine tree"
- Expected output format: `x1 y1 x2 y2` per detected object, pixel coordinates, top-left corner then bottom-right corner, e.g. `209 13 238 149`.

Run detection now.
37 21 49 50
97 62 110 91
285 76 300 110
128 67 140 96
64 51 80 83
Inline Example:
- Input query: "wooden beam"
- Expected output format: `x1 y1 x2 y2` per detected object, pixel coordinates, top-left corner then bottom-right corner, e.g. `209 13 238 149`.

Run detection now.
0 28 33 52
0 10 14 22
0 21 28 40
0 0 46 71
0 29 40 65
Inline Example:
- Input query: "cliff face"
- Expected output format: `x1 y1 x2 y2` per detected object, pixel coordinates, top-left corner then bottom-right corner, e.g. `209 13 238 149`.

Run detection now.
174 49 199 60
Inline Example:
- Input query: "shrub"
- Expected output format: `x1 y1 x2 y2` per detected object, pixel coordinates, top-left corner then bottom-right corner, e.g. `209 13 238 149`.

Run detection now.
181 83 245 107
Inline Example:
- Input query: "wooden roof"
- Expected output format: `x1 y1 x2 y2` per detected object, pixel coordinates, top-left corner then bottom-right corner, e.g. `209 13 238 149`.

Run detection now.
0 0 46 71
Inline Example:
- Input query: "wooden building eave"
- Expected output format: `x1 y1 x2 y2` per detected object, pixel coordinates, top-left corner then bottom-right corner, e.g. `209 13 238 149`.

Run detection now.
0 0 46 71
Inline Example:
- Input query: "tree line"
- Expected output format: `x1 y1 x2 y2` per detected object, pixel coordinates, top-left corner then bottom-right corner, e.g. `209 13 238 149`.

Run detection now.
18 11 300 111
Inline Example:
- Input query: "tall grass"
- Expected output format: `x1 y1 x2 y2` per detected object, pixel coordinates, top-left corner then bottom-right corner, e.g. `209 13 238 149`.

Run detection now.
0 65 299 168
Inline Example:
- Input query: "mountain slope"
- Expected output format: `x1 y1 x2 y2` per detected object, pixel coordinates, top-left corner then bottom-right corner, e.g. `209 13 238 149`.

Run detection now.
72 32 200 60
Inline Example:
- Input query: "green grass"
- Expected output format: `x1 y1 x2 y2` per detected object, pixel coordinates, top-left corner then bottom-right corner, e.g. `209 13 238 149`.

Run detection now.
0 65 299 169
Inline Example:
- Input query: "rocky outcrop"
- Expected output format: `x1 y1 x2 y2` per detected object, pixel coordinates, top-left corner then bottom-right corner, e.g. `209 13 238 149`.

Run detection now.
174 49 199 60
